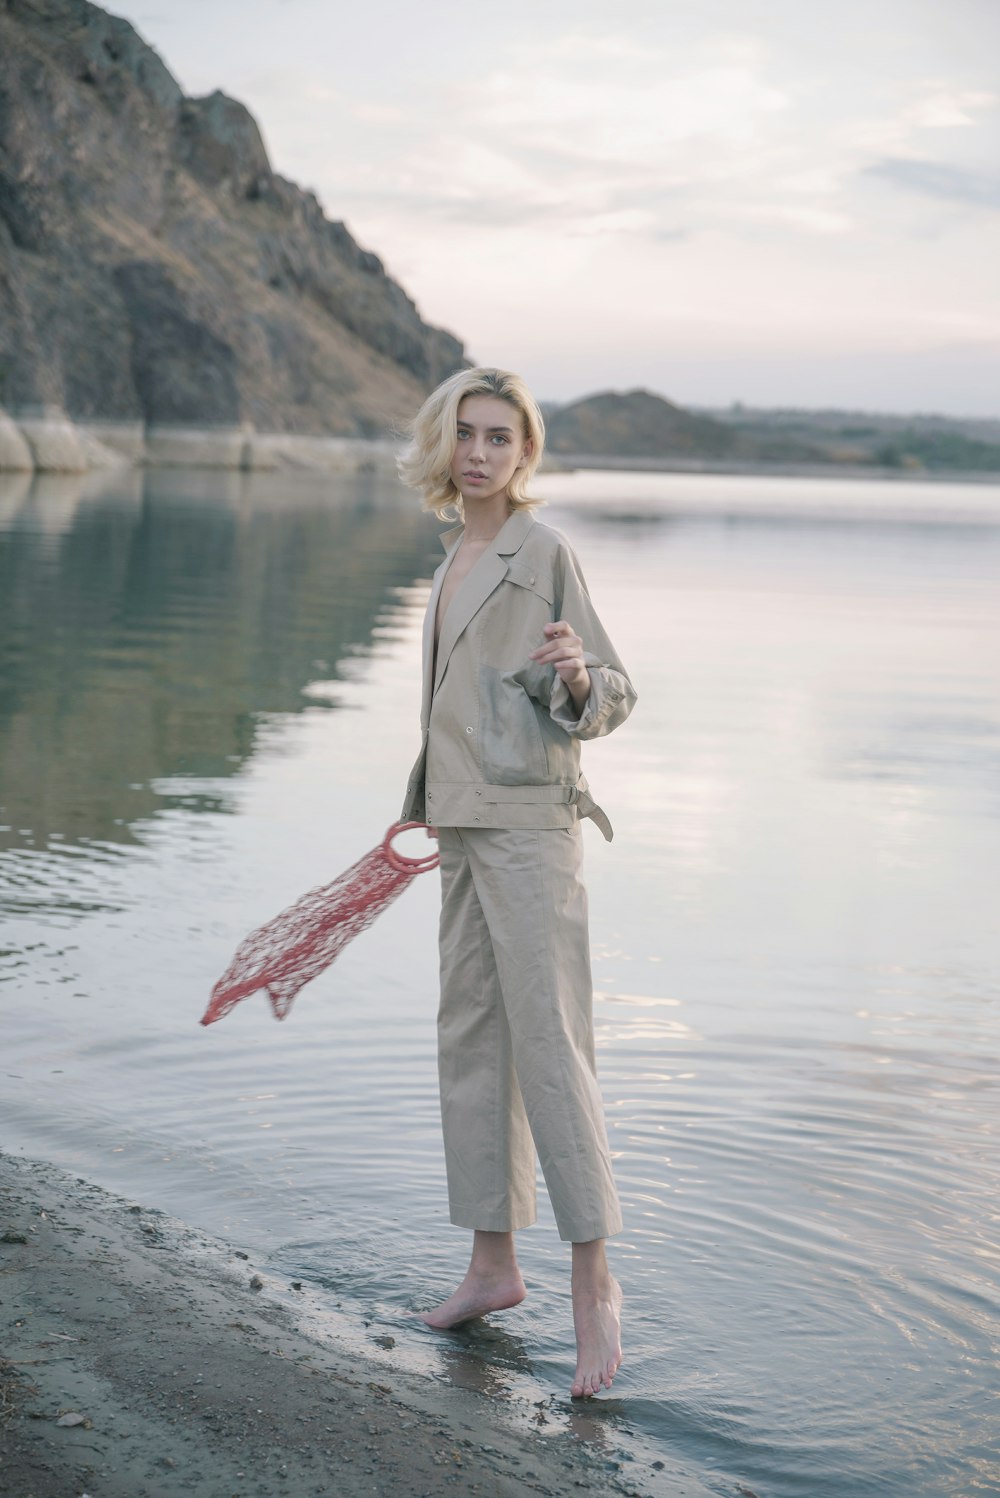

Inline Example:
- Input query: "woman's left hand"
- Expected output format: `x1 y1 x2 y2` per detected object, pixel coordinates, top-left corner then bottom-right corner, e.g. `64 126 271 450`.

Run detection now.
530 621 591 704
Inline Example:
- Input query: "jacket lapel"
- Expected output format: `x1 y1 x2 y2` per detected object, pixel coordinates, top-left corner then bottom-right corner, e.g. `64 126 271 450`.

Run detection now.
432 510 534 696
420 524 462 728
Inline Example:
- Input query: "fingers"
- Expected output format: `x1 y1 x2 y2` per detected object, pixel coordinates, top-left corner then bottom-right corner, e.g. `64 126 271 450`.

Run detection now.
534 646 586 679
529 619 584 669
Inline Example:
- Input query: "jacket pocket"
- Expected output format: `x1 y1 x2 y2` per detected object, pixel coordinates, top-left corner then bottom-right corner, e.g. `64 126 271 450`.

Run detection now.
504 560 554 606
478 666 549 784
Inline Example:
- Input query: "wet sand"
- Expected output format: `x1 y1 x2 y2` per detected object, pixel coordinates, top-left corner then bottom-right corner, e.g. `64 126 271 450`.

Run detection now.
0 1153 658 1498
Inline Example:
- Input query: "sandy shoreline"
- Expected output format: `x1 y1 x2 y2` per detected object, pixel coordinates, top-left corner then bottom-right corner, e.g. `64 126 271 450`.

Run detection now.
0 1152 667 1498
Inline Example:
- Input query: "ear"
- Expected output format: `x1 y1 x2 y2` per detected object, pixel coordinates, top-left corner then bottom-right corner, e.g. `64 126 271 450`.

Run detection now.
518 437 534 468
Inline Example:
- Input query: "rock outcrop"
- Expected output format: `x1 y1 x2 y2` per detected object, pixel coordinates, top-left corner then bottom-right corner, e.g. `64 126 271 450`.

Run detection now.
0 0 465 444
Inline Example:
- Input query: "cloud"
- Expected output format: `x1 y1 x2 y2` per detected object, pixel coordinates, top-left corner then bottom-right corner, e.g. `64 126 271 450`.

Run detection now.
901 89 997 131
236 40 1000 263
467 57 790 159
864 158 1000 209
845 86 998 155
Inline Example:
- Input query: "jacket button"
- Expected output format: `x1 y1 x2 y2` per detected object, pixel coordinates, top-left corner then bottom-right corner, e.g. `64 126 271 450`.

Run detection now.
475 790 482 797
427 792 433 800
474 815 481 823
465 726 474 735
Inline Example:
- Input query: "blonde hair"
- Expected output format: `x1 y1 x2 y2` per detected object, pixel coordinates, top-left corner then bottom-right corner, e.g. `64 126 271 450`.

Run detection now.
397 367 546 520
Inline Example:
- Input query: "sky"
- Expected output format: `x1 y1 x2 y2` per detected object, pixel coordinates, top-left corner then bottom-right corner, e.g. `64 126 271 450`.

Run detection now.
109 0 1000 416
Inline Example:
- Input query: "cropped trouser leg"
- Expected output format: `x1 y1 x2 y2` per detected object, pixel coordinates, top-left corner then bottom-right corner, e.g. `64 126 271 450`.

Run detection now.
436 824 622 1243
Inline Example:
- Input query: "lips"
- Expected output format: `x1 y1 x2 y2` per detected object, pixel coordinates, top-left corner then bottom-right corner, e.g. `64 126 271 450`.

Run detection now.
464 471 487 480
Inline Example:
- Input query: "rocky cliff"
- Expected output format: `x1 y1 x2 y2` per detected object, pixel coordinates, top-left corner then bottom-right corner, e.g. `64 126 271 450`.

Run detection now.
0 0 465 439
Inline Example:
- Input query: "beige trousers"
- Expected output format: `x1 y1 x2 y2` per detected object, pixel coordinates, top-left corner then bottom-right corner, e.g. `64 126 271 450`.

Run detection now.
436 824 622 1243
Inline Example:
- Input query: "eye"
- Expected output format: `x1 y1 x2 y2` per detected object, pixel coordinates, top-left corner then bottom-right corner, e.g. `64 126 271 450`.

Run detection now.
456 427 471 439
491 434 510 445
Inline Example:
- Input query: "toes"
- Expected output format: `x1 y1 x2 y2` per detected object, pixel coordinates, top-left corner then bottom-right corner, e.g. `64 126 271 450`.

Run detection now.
573 1366 621 1398
573 1347 623 1399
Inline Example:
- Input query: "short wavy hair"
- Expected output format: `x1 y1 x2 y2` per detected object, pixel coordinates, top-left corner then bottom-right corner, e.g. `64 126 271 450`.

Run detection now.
397 367 546 520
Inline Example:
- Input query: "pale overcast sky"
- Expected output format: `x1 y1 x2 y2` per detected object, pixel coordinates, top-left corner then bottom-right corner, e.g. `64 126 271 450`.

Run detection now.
110 0 999 415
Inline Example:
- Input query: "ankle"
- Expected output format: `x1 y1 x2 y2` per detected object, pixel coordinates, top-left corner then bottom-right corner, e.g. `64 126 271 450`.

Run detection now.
571 1239 611 1289
573 1270 614 1297
467 1230 520 1282
468 1259 520 1282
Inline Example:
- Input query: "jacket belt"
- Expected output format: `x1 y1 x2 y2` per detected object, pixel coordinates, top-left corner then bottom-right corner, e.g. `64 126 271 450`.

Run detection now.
480 783 578 804
572 780 614 842
427 777 614 841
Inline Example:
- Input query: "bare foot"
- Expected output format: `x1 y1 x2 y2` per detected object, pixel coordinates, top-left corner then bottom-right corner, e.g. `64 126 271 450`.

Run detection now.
570 1275 623 1398
419 1267 527 1329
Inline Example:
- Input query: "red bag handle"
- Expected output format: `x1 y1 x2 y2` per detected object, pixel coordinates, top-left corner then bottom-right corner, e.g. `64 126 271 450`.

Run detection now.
382 821 440 874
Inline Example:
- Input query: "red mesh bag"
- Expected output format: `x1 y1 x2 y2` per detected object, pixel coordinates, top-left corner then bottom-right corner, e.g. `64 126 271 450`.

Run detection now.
201 822 439 1026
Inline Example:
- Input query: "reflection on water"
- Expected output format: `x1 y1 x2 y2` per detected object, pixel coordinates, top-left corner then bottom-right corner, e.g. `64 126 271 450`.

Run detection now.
2 466 999 1498
0 467 437 853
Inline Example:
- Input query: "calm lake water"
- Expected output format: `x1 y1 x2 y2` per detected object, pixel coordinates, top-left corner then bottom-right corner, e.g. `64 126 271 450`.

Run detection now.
2 464 999 1497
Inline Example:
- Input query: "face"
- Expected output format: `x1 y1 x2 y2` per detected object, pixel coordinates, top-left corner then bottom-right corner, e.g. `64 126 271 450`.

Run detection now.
449 394 533 508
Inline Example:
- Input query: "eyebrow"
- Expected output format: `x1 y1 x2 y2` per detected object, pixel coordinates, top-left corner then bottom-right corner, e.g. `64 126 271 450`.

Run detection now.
457 423 516 434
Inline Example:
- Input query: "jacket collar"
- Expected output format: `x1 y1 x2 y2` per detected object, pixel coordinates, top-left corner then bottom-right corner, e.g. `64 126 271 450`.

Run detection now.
421 509 536 713
438 507 535 556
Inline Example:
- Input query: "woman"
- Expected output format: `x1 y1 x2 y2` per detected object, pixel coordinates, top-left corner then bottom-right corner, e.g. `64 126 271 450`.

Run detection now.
398 367 637 1398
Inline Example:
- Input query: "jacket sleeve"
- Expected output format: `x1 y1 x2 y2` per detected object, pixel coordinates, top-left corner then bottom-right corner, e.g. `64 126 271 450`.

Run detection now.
546 540 637 740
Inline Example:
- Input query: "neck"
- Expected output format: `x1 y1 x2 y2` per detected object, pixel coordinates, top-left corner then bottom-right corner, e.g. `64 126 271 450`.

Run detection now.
461 491 513 543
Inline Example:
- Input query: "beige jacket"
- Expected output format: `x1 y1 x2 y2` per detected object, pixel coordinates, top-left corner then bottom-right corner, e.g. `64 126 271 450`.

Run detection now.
400 509 637 840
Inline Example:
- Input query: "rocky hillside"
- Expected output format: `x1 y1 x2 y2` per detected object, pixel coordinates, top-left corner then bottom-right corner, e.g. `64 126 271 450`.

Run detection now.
0 0 465 436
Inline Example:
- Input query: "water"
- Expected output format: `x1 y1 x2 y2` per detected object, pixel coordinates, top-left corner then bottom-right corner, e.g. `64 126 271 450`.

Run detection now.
2 464 999 1496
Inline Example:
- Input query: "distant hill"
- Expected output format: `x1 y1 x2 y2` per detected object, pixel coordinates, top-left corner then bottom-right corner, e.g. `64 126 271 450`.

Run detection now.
544 390 1000 474
547 389 741 459
701 405 1000 473
0 0 465 436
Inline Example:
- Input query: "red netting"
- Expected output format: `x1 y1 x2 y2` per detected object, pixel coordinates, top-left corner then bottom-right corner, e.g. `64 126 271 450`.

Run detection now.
201 823 439 1026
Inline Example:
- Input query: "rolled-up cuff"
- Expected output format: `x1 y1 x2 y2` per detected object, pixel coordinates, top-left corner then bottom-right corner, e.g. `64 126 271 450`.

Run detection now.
549 658 629 739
